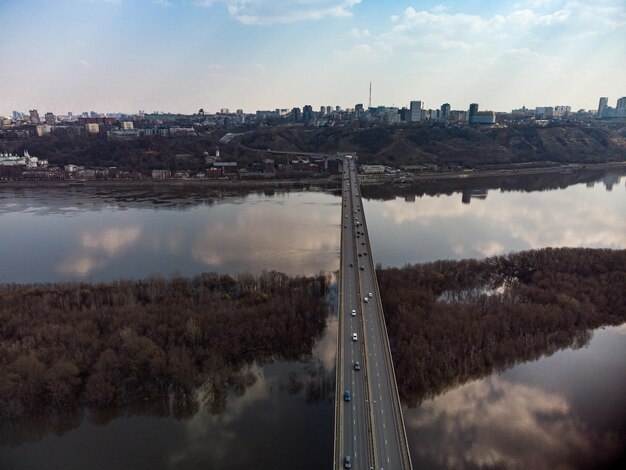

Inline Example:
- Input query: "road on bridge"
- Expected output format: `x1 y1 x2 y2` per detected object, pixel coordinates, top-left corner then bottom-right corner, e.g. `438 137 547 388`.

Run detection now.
335 156 412 470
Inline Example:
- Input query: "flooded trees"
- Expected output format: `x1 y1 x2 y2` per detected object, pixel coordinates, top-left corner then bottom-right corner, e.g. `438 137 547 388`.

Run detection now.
0 271 328 419
377 248 626 406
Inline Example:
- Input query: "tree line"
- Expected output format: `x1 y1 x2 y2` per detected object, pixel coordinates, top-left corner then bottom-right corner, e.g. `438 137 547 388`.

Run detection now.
0 271 329 419
376 247 626 406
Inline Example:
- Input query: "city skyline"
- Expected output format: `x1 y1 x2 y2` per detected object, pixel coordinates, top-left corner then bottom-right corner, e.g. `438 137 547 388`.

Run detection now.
1 0 625 115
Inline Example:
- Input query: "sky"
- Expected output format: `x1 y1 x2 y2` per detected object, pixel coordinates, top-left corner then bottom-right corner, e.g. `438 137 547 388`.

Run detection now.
0 0 625 115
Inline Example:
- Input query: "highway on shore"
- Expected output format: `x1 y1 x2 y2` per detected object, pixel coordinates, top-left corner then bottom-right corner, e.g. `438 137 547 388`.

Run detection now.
334 156 412 470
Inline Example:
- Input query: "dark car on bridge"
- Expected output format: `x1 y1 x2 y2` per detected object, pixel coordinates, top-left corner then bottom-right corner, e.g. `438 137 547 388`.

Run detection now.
344 390 351 401
344 455 351 468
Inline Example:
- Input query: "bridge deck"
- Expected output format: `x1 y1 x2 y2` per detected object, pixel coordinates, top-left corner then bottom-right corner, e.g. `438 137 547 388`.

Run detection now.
334 156 412 470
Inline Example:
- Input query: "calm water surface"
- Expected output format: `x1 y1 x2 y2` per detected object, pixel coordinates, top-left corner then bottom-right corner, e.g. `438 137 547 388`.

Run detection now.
1 173 624 469
0 188 341 283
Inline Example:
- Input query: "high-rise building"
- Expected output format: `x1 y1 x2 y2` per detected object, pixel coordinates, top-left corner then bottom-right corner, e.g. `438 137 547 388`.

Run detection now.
468 103 479 123
354 103 364 119
291 107 301 122
409 101 422 122
302 105 313 123
597 97 608 117
440 103 451 120
29 109 40 124
616 97 626 109
326 106 332 115
44 112 55 125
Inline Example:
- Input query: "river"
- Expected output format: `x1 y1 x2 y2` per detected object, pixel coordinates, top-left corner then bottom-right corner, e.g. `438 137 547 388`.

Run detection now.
0 170 624 469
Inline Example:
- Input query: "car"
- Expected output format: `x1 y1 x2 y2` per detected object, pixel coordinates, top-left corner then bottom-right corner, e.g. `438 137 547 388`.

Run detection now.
360 266 364 271
352 333 358 341
353 362 361 371
368 292 373 298
344 390 351 401
344 456 351 469
344 225 347 229
358 254 362 257
364 297 369 303
362 242 365 246
349 263 353 267
351 309 356 316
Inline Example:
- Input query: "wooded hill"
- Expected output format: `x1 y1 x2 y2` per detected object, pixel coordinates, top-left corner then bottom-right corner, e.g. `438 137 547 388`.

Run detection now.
3 121 625 172
240 123 626 167
377 247 626 406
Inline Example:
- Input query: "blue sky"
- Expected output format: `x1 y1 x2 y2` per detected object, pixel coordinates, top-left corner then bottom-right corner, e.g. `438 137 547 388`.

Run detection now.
1 0 624 115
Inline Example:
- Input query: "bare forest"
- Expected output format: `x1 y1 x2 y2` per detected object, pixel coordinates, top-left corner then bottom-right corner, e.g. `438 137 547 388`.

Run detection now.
377 247 626 406
0 272 329 420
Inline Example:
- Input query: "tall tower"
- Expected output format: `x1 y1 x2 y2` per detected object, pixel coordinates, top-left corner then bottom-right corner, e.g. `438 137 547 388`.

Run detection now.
369 82 372 109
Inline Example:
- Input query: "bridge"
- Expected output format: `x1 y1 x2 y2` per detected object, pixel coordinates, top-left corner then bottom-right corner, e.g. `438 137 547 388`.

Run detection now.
334 156 412 469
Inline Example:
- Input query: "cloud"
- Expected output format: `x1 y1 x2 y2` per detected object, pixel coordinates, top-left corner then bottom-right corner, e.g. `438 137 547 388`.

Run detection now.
348 27 370 38
77 59 90 68
153 0 172 6
196 0 361 25
357 0 626 63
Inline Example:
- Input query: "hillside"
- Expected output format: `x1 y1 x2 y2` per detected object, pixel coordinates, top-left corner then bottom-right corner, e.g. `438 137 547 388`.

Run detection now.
3 122 624 172
239 122 626 168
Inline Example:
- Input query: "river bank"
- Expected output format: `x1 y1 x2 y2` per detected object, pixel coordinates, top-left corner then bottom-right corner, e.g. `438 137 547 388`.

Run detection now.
1 161 624 190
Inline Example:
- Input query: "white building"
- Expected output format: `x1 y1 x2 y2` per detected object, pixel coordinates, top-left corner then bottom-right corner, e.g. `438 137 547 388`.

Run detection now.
0 150 46 168
35 124 52 136
85 123 100 133
361 165 386 174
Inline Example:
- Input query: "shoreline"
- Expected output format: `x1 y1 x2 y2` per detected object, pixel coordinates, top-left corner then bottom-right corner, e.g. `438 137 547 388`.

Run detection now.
0 161 624 189
359 161 626 185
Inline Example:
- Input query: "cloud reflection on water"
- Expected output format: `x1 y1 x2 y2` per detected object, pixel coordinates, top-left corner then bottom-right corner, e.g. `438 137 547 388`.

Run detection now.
405 375 622 470
368 182 626 265
81 226 141 255
55 226 142 276
191 204 340 276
